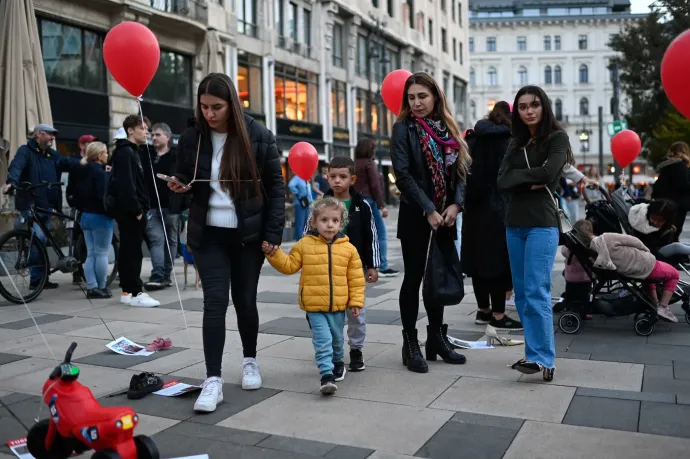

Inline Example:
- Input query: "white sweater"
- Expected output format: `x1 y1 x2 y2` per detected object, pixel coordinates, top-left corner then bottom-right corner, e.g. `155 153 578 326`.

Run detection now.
206 131 238 228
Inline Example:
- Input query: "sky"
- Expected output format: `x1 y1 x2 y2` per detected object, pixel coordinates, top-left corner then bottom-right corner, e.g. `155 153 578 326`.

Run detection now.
630 0 652 13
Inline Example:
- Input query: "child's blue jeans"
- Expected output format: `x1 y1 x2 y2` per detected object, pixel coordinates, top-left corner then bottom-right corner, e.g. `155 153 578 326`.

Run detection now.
307 311 346 376
506 226 559 369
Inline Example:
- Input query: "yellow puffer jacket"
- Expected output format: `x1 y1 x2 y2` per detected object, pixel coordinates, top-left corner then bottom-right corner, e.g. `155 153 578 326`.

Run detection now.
266 233 366 312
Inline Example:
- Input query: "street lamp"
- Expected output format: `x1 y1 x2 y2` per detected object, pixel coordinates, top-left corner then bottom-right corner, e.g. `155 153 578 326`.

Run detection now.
577 125 591 167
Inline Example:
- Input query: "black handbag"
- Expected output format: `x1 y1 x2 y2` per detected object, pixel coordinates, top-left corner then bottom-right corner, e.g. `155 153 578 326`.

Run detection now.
422 227 465 307
299 196 310 208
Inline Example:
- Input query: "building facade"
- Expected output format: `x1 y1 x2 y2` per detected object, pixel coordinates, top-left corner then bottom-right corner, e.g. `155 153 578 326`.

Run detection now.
33 0 471 182
468 0 645 177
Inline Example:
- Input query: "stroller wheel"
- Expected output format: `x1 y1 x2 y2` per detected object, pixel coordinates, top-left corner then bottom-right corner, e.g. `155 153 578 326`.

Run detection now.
634 316 655 336
685 311 690 326
559 312 581 334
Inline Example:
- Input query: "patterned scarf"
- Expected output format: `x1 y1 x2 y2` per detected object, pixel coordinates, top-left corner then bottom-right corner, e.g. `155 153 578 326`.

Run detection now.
415 117 460 209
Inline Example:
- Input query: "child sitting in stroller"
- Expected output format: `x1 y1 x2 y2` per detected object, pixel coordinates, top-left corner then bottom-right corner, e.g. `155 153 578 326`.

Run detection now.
561 235 593 319
575 219 680 323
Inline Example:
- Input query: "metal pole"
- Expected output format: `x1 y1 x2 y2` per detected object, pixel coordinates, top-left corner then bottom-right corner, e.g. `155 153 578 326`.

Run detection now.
598 106 604 174
376 18 384 175
611 63 622 187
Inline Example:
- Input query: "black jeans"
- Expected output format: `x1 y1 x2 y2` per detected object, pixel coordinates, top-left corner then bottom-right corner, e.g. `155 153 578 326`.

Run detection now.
117 215 146 296
472 276 511 314
398 210 444 332
194 226 264 378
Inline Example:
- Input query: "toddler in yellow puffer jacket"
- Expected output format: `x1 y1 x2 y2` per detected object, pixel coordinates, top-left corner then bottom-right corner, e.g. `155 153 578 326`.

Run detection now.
262 197 366 395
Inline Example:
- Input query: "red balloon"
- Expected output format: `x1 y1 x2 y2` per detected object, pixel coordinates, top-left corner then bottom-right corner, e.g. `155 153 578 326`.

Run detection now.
288 142 319 181
104 22 160 97
611 129 641 168
662 30 690 118
381 69 412 116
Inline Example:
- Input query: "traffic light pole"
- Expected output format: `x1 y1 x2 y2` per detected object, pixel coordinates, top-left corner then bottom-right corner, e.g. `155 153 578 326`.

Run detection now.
611 63 623 188
598 106 604 175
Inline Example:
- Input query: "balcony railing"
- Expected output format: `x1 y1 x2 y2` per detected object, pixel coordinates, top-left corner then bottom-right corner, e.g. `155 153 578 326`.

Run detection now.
150 0 207 22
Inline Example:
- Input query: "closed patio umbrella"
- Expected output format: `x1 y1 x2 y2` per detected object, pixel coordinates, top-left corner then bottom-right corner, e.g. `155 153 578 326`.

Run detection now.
0 0 53 188
200 29 224 75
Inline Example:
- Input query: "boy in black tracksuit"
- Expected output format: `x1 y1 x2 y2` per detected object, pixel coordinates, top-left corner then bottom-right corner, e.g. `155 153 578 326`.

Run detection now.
303 156 379 372
108 115 159 307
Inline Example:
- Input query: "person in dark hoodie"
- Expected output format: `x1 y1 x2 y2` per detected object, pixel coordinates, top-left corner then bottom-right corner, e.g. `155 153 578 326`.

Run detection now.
652 142 690 241
303 156 379 373
462 102 522 331
108 114 160 308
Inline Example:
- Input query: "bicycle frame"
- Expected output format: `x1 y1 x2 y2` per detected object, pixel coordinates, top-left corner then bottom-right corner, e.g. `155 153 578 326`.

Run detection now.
23 206 74 275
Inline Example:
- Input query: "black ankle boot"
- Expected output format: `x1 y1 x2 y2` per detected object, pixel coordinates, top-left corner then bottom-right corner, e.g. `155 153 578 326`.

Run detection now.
426 324 467 364
402 329 428 373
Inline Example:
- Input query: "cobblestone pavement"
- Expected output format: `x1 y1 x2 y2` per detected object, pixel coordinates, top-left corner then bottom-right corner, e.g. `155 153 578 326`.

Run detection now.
1 207 690 458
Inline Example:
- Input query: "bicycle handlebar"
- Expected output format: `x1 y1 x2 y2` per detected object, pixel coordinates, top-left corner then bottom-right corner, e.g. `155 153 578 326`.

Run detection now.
3 181 64 196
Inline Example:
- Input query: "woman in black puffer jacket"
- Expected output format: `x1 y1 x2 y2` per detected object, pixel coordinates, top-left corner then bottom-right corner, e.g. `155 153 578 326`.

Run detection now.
652 142 690 241
462 102 521 332
169 73 285 413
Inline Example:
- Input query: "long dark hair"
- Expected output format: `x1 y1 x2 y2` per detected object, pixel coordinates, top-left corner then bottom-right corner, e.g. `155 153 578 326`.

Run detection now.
354 138 376 159
196 73 262 200
397 72 471 179
488 101 511 127
511 85 574 164
648 199 677 227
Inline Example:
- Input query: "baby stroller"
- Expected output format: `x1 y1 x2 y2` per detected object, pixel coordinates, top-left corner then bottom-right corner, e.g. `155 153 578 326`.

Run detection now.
558 231 664 336
582 185 690 323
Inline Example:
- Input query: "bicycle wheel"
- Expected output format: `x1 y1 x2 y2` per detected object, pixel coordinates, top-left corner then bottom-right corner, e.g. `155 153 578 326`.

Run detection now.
75 233 119 288
0 229 50 304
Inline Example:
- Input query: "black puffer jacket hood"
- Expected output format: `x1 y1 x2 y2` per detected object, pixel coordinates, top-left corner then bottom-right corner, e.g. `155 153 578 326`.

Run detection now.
473 119 511 137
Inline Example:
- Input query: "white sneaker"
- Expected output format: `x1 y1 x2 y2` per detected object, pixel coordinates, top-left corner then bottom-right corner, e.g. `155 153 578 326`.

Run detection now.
193 377 224 412
120 293 132 304
241 357 262 390
657 305 679 323
129 293 160 308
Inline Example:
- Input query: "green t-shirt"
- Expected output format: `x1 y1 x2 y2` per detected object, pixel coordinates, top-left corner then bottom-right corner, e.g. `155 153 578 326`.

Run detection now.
341 199 352 235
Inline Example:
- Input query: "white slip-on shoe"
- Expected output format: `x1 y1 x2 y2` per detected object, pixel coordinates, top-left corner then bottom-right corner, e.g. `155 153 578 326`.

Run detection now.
120 293 132 304
194 377 224 412
241 357 262 390
129 292 160 308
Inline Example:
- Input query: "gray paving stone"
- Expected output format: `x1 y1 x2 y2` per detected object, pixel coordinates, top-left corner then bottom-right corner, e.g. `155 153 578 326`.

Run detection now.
257 292 299 304
258 317 312 338
158 298 206 311
0 314 71 330
642 364 690 396
0 393 34 406
162 421 269 445
102 380 280 425
365 310 425 325
450 411 524 430
0 416 27 445
558 352 591 360
590 343 690 366
324 446 375 459
673 360 690 380
677 394 690 405
2 396 46 428
562 396 639 432
639 401 690 438
74 347 187 369
258 435 336 456
416 413 521 459
0 353 30 366
575 387 676 404
366 287 396 298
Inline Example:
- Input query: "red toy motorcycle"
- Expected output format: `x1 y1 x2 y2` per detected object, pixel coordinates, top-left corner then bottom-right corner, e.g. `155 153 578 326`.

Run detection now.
26 342 159 459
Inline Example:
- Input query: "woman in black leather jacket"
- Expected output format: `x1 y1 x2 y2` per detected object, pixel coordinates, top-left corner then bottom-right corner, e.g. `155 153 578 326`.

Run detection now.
391 72 472 373
168 73 285 412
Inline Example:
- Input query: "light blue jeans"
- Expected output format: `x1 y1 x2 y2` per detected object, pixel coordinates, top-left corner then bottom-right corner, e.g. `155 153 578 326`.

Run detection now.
365 197 389 271
307 311 346 376
80 213 114 289
506 226 559 369
15 211 52 284
294 202 309 240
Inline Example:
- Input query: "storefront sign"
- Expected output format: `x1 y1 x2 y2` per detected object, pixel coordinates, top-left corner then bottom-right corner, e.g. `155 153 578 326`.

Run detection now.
333 128 350 143
276 118 323 141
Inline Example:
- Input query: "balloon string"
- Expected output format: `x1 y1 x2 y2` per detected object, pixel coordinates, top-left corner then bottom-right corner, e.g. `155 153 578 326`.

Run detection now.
136 99 200 380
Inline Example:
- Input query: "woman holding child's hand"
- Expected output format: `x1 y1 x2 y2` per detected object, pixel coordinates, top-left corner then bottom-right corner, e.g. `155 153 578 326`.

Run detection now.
391 72 472 374
171 73 285 414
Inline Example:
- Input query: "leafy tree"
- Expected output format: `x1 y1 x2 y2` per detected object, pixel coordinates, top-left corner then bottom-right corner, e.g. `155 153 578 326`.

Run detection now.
609 0 690 166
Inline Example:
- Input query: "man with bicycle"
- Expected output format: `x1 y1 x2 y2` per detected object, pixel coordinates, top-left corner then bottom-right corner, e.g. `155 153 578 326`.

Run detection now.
3 124 79 289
